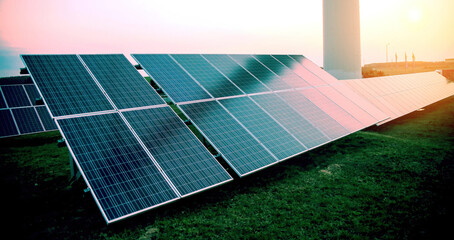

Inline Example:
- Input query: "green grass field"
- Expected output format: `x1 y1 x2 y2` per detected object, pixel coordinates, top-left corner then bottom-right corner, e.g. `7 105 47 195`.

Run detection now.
1 96 453 239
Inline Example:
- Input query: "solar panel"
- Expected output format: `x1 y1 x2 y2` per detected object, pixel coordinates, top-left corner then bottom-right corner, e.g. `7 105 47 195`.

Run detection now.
21 55 114 117
277 91 350 139
35 106 57 131
331 83 389 122
80 54 165 109
122 107 232 196
0 109 19 137
57 113 179 223
218 97 306 160
0 89 7 109
132 54 212 103
179 100 278 176
250 93 331 148
230 54 292 91
300 88 364 132
317 85 378 126
253 55 310 89
24 84 41 105
171 54 244 98
202 54 271 94
289 55 338 84
344 72 454 125
272 55 327 87
1 85 31 107
11 107 44 134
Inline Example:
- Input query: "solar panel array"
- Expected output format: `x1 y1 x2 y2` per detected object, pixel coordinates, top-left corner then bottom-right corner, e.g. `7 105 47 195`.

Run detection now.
11 52 454 224
134 54 388 176
344 71 454 125
22 54 232 223
0 83 57 138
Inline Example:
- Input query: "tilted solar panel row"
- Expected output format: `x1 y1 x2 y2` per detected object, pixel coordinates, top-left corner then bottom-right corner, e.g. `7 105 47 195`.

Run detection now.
0 83 57 138
134 54 387 176
344 71 454 125
21 54 233 223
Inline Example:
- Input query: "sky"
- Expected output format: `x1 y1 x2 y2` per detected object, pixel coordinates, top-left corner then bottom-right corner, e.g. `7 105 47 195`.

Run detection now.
0 0 453 77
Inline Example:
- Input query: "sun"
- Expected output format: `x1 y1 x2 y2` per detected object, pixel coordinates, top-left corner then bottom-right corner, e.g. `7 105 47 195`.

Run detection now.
408 7 422 23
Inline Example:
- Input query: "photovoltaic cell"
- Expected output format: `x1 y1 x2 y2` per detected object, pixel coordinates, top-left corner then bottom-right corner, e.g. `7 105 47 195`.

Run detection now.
230 54 292 91
253 55 310 89
300 88 364 132
202 54 271 94
317 85 377 126
132 54 211 103
219 97 306 160
122 107 232 196
344 72 454 125
12 107 44 134
80 54 165 109
58 113 178 223
0 109 18 137
1 85 31 107
179 100 277 176
332 83 389 122
289 55 338 84
0 90 7 109
35 106 57 131
21 55 114 117
272 55 327 87
24 84 41 105
171 54 244 98
250 93 330 149
277 91 349 139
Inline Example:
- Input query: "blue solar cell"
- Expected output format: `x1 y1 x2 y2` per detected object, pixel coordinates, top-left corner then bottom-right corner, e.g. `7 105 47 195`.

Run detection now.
271 55 327 87
24 84 42 105
179 100 277 176
289 55 338 84
171 54 244 98
277 91 350 139
11 107 44 134
1 85 31 107
0 109 19 137
300 88 364 132
218 97 306 160
229 55 292 91
132 54 211 103
58 113 178 223
0 90 7 109
80 54 165 109
253 55 310 89
21 55 114 117
123 107 232 196
35 106 57 131
202 54 271 94
250 93 331 149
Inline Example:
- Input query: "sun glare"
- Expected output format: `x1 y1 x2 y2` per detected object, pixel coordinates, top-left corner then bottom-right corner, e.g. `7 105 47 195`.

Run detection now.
408 7 422 22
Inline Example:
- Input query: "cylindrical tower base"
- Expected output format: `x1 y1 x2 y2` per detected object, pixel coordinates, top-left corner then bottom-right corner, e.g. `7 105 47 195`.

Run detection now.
323 0 362 79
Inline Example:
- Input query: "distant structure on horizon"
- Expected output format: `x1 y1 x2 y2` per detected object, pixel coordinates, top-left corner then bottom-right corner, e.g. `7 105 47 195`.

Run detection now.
323 0 362 80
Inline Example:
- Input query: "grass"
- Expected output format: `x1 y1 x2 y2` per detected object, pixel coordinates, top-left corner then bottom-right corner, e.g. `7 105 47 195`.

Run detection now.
1 96 454 239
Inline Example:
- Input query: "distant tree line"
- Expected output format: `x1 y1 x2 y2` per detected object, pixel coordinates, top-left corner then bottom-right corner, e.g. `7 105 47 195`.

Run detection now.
362 68 385 78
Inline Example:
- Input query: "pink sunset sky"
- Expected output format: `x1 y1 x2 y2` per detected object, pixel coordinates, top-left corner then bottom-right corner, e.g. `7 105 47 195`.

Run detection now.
0 0 453 77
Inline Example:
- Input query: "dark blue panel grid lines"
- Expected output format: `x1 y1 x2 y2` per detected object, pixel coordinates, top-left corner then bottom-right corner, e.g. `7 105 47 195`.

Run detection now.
57 113 179 223
80 54 165 109
179 100 278 176
122 107 232 196
21 55 114 117
132 54 212 103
